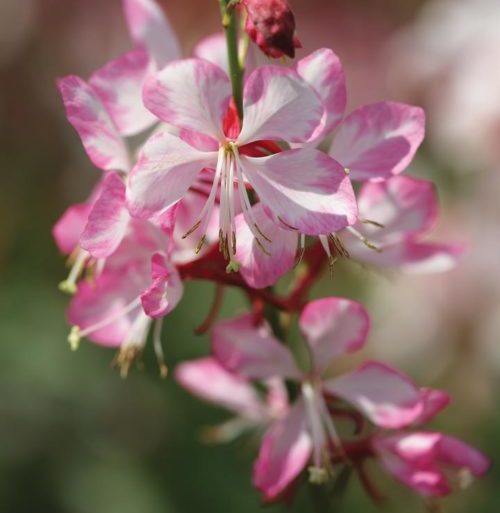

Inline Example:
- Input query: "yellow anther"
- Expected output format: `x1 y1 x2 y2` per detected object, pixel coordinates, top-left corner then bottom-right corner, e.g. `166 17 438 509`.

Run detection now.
226 260 241 274
308 466 330 485
68 326 81 351
59 280 77 295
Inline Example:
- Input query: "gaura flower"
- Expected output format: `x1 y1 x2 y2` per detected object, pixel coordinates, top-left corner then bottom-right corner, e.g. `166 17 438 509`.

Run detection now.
127 58 357 268
210 298 424 500
235 175 462 288
175 357 288 442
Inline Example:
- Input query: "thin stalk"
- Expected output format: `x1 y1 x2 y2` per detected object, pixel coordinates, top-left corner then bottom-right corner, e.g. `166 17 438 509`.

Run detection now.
219 0 244 119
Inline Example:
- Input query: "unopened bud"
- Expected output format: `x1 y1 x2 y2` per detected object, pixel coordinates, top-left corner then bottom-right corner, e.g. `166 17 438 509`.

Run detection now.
243 0 302 59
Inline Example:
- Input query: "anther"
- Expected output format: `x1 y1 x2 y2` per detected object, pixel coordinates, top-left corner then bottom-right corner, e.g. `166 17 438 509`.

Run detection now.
254 223 272 243
67 326 81 351
277 216 299 231
360 218 385 228
308 466 330 485
182 220 201 239
59 280 77 295
195 235 206 254
344 167 351 175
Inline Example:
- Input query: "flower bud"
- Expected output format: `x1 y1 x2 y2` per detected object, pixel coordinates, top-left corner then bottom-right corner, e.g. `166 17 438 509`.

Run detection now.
242 0 302 59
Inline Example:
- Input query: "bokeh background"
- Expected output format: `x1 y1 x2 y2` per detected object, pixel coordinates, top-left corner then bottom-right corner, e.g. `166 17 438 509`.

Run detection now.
1 0 498 511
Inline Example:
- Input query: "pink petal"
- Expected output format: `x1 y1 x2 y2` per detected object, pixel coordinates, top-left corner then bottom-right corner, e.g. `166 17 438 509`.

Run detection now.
143 58 231 140
80 172 130 259
192 33 228 73
238 66 324 145
140 252 183 318
175 357 264 418
212 314 301 380
330 102 425 181
68 268 148 347
123 0 181 67
253 399 312 501
357 176 439 243
417 389 451 425
53 202 93 254
89 47 156 137
235 203 297 289
296 48 346 141
344 239 463 273
325 361 423 428
299 298 370 375
57 76 130 172
127 130 217 218
239 149 357 235
374 432 490 496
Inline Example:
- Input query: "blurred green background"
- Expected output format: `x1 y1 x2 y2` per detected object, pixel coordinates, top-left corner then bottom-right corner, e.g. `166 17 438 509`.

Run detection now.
0 0 497 511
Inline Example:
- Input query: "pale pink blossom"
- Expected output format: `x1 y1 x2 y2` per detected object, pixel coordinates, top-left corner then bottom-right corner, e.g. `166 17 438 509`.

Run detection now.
210 299 423 500
127 58 357 266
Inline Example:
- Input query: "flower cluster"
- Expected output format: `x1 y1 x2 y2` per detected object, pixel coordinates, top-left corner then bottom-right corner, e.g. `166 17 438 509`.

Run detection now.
53 0 489 506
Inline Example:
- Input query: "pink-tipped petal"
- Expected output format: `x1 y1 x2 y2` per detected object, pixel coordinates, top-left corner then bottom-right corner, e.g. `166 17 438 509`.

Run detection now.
212 314 301 380
417 389 451 425
127 130 217 218
57 76 130 172
193 33 228 73
299 298 370 375
296 48 346 141
238 66 324 145
374 432 490 497
235 203 297 289
143 58 231 140
175 357 264 418
330 102 425 181
140 252 183 318
325 361 423 428
80 172 130 259
253 399 312 501
89 47 156 137
123 0 181 67
357 176 439 243
239 149 357 235
53 202 93 254
345 239 463 273
68 268 148 347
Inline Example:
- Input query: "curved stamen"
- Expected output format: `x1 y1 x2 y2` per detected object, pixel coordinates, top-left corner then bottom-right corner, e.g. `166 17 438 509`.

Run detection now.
59 249 89 294
346 226 381 252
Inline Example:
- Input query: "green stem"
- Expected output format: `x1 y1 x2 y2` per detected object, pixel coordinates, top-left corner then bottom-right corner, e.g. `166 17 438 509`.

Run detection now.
219 0 244 120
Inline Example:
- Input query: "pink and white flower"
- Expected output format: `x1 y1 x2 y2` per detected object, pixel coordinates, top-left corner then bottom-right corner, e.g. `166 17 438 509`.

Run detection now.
210 298 424 500
175 357 288 442
373 432 490 497
127 58 357 266
235 175 461 289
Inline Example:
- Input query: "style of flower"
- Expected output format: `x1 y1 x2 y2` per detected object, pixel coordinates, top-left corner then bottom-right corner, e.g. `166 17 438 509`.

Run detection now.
206 298 425 500
126 58 357 269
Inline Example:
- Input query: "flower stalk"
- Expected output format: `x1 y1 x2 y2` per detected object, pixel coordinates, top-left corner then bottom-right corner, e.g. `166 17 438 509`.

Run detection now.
219 0 244 119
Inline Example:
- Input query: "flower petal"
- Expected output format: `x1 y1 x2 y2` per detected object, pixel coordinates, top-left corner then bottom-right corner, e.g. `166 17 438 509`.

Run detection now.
68 268 147 347
175 357 264 418
57 76 130 172
143 58 231 140
123 0 181 67
212 314 301 380
344 239 463 273
296 48 346 141
53 202 93 254
193 33 228 73
80 172 130 259
356 176 439 243
330 102 425 181
299 298 370 374
140 252 183 318
239 149 357 235
373 432 490 497
89 47 156 137
253 399 312 501
417 388 451 425
127 130 217 218
325 361 423 428
235 203 297 289
238 66 324 144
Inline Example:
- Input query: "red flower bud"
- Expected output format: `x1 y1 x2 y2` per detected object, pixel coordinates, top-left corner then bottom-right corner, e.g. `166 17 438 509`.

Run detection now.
242 0 302 59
